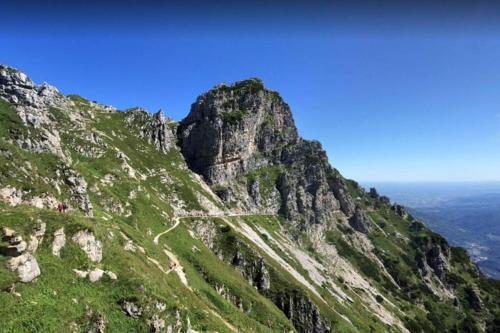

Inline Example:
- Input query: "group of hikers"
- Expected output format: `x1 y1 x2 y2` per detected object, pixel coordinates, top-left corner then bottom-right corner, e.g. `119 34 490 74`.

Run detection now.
56 202 67 213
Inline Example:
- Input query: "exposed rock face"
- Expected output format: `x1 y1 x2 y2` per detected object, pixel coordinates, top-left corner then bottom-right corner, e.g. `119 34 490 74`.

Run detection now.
52 227 66 257
72 230 103 263
178 79 356 225
85 307 107 333
87 314 106 333
2 227 41 282
27 222 46 253
0 65 59 111
465 286 484 311
275 291 330 333
6 253 41 283
148 314 165 333
231 251 271 293
178 79 298 183
392 204 409 219
0 186 59 210
348 207 372 234
277 140 341 225
124 108 175 153
413 229 451 280
121 300 143 319
64 168 93 216
0 232 27 257
0 65 67 159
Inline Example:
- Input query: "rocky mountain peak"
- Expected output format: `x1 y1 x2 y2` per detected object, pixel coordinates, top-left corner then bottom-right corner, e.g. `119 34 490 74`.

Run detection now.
0 65 60 109
178 79 357 225
124 108 175 153
177 79 299 184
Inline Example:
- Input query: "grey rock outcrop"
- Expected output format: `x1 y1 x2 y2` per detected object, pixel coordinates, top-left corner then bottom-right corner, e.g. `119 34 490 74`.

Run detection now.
464 286 483 311
63 167 93 215
72 230 103 263
0 65 58 109
27 222 46 253
392 204 409 219
276 291 330 333
178 79 356 226
231 251 271 293
414 233 451 280
121 300 143 319
0 232 27 257
88 268 105 283
1 226 41 282
52 227 66 257
348 207 372 234
124 108 175 153
0 65 68 160
148 314 166 333
6 253 41 283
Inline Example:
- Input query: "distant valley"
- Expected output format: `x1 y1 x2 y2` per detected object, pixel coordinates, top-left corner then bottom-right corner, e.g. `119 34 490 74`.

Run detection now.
367 182 500 278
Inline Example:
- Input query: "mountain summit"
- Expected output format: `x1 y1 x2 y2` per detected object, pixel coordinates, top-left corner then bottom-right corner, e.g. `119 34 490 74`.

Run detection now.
0 65 499 333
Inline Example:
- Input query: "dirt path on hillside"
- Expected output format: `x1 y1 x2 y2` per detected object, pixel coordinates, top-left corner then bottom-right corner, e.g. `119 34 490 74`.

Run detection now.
153 217 180 244
152 213 273 245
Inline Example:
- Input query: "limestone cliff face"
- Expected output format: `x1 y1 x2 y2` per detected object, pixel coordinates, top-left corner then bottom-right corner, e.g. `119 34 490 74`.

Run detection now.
178 79 355 225
124 108 175 153
178 79 298 181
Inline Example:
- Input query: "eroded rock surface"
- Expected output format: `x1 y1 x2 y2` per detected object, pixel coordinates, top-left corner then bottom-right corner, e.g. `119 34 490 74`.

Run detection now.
52 227 66 256
6 253 41 283
72 230 103 263
125 108 175 153
178 79 358 226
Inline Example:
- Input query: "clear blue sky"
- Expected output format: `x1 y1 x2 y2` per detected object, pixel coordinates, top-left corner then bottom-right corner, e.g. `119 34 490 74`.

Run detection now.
2 1 500 182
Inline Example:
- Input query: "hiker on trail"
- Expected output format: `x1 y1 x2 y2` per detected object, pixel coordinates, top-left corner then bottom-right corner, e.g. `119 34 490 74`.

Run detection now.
57 202 66 213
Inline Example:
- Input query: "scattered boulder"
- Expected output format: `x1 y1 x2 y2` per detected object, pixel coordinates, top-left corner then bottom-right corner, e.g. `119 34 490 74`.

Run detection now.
124 239 136 252
85 306 107 333
121 300 143 319
2 227 16 240
155 301 166 312
105 271 118 280
88 268 105 283
87 314 106 333
6 253 41 282
72 230 103 262
52 227 66 256
148 314 165 333
73 269 89 279
0 187 24 206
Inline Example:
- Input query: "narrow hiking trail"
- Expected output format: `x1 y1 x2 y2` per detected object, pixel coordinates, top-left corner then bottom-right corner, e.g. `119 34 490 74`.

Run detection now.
152 213 274 245
153 217 180 244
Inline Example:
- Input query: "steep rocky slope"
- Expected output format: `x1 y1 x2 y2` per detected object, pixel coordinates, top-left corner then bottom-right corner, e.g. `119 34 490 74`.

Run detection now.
0 66 499 333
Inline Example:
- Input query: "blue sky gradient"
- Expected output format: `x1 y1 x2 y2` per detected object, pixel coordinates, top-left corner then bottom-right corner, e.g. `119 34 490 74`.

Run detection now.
1 1 500 182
